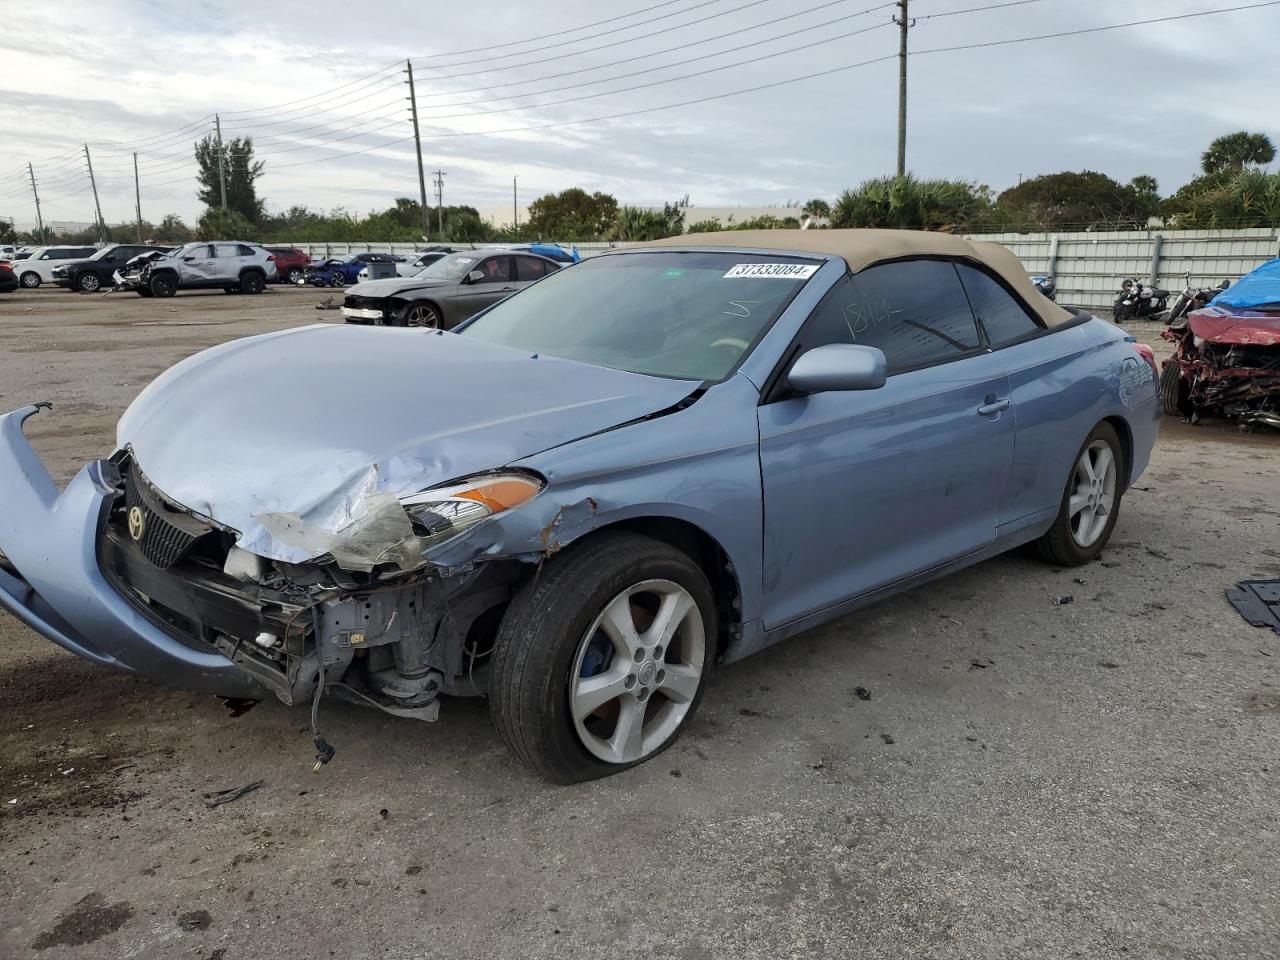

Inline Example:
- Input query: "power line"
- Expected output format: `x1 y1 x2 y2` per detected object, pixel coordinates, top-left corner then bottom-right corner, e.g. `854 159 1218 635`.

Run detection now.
410 0 725 68
412 0 696 61
916 0 1047 18
416 21 894 124
415 0 776 81
414 0 896 110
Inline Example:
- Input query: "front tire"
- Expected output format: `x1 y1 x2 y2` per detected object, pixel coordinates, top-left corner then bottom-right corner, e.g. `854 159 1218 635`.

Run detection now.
329 273 346 288
19 271 39 288
75 272 101 293
1160 361 1189 417
403 303 442 328
490 532 716 784
148 273 177 298
1034 422 1124 566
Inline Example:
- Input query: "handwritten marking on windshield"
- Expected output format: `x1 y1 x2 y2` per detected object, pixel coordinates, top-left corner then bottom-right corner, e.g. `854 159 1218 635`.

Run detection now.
723 300 764 319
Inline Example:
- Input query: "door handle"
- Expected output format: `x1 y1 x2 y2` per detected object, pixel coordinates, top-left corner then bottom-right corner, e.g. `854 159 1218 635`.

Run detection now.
978 397 1010 416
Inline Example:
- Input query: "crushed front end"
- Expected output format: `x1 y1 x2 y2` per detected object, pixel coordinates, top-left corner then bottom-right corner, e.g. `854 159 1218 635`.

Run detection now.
1161 307 1280 430
0 405 525 720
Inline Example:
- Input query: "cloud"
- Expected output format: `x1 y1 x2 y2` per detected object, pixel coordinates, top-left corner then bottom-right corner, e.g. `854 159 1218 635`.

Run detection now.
1 0 1277 227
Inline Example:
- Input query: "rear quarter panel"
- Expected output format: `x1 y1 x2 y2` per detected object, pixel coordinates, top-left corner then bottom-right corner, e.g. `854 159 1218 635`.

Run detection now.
996 316 1160 528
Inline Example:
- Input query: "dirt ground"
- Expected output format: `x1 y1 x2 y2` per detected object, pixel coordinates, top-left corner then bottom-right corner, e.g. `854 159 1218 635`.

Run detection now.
0 285 1277 959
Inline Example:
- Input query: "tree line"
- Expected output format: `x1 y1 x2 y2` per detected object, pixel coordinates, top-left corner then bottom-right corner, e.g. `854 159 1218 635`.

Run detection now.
4 130 1275 247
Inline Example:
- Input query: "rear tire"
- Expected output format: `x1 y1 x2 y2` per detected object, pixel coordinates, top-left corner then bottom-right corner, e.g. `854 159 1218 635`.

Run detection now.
286 266 304 284
489 532 716 784
148 273 177 298
1034 422 1124 566
1160 361 1189 417
239 270 265 295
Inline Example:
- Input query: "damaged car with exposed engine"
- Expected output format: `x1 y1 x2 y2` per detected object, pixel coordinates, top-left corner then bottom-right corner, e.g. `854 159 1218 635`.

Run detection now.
0 230 1161 783
1160 258 1280 431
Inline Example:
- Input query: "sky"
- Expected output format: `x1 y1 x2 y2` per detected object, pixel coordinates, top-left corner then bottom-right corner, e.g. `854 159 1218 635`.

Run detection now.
0 0 1277 229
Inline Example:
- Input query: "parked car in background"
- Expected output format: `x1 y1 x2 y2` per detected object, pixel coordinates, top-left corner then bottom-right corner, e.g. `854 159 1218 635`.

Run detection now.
0 229 1160 783
396 247 457 277
114 241 277 297
51 244 169 292
0 245 16 260
264 246 311 284
303 253 398 288
342 249 563 328
0 260 17 294
11 245 100 288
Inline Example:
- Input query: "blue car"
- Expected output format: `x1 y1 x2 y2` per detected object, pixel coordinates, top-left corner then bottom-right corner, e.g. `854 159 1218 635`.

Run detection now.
303 252 398 287
0 230 1160 782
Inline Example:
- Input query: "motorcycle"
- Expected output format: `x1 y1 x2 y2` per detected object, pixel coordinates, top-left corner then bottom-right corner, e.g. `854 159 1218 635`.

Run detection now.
1160 273 1230 327
1113 278 1170 322
1032 275 1056 301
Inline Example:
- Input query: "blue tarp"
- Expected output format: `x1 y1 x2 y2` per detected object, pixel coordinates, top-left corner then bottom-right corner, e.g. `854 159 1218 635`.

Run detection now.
1213 258 1280 309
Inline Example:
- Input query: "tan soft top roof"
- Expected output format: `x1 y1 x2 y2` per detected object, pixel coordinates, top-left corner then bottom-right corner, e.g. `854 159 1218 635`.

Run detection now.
641 228 1072 328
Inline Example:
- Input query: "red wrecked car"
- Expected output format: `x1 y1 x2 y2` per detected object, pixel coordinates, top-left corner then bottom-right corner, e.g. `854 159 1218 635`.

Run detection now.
1161 258 1280 431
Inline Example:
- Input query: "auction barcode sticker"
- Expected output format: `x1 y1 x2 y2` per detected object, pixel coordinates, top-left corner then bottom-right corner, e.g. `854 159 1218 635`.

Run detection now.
723 263 820 280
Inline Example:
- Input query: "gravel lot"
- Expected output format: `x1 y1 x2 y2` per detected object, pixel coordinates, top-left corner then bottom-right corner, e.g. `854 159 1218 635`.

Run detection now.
1 285 1277 959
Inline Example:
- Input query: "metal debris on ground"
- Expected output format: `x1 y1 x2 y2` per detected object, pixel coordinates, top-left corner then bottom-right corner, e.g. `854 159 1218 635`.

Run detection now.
201 779 265 808
1226 580 1280 636
853 686 872 701
1053 595 1074 606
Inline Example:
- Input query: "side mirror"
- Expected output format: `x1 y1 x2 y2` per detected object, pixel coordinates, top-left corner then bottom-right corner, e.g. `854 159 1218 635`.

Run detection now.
182 256 196 262
787 343 887 394
466 269 485 284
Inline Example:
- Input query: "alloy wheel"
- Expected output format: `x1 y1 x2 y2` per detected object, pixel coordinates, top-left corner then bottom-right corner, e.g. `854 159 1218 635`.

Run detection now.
405 305 440 328
78 273 100 292
569 579 706 765
1068 439 1117 548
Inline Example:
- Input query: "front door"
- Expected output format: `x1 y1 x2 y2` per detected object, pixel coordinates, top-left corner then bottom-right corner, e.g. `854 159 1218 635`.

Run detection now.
757 259 1015 629
453 255 516 323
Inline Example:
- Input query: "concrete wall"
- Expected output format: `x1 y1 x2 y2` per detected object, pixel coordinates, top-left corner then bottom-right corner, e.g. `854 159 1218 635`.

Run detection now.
472 205 804 229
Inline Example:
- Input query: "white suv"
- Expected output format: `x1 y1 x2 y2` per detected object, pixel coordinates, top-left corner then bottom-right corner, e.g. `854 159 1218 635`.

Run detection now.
115 241 279 297
12 245 100 288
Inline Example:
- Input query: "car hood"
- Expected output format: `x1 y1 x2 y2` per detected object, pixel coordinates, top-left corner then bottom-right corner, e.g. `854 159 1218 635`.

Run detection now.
347 276 451 298
117 324 695 564
1187 306 1280 346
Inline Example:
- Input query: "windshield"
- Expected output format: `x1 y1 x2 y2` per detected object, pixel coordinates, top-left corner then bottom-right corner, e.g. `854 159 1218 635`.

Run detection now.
417 251 483 281
89 247 116 261
460 251 820 380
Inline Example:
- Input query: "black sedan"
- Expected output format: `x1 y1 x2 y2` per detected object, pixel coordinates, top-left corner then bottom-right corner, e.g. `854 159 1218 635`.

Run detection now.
341 249 563 329
51 244 169 292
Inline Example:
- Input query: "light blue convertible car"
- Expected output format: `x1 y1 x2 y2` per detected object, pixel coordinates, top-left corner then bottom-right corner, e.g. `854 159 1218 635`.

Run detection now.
0 230 1160 782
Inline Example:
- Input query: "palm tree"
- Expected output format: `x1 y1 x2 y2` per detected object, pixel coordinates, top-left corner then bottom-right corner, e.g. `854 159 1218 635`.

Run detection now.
1200 132 1276 175
802 198 831 220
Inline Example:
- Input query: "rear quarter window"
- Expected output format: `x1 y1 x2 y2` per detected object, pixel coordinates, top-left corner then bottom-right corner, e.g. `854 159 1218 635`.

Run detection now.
955 263 1043 346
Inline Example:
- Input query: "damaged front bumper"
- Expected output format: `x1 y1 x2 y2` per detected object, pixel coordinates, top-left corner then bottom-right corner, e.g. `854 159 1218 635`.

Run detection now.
0 404 263 697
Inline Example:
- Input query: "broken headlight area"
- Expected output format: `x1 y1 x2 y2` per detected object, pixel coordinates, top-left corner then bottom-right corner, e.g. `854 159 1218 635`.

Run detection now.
96 454 531 720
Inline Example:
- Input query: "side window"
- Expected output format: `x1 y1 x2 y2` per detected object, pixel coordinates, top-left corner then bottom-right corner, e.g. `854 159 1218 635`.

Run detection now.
237 244 256 257
955 263 1042 347
76 248 97 258
802 260 981 374
514 256 549 281
213 243 241 258
475 256 513 284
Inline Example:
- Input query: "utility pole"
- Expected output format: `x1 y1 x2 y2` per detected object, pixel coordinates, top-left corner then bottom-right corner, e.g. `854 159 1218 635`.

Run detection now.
27 163 44 243
405 59 430 240
513 176 519 229
84 144 106 243
214 114 227 208
132 152 143 242
432 169 446 235
892 0 914 177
